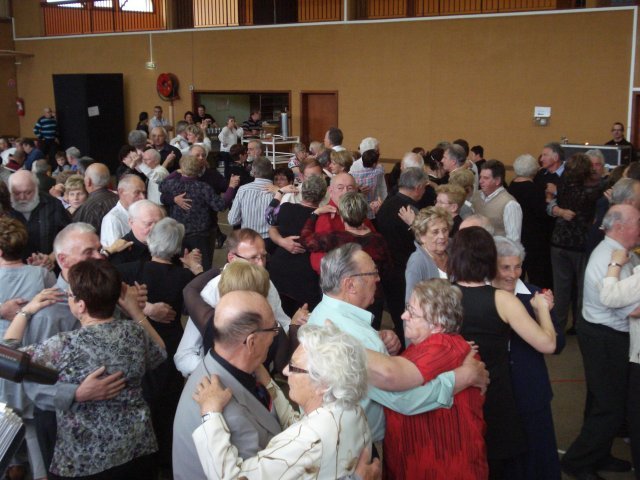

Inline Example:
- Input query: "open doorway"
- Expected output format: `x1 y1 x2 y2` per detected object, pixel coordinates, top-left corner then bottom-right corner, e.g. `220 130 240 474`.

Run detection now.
193 91 290 133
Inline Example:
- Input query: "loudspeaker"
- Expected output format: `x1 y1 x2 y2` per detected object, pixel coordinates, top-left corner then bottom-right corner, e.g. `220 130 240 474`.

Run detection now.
53 74 125 172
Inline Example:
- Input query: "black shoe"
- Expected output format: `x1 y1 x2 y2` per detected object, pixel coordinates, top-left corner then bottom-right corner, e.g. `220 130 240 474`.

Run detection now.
216 232 227 249
597 455 631 472
566 326 577 335
561 465 606 480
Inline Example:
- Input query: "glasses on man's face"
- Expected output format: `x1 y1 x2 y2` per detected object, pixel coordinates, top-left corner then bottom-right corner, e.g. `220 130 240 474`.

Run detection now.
612 128 624 132
234 252 269 263
66 290 76 299
288 362 309 374
243 324 281 344
349 269 379 279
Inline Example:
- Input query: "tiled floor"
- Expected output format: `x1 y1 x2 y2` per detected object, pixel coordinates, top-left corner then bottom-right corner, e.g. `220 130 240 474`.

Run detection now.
548 335 635 480
214 219 635 479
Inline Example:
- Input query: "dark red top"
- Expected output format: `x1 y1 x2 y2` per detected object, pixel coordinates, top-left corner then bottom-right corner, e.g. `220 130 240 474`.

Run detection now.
384 333 488 480
306 199 375 273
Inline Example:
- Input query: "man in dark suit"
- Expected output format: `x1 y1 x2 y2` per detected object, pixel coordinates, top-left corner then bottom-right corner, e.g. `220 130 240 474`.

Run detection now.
73 163 117 235
375 167 427 346
172 290 282 480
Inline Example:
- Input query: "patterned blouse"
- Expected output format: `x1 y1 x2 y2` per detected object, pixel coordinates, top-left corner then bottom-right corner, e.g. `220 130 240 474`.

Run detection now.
14 321 166 477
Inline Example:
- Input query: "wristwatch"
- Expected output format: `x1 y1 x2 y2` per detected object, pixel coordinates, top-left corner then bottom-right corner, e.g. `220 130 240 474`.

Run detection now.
16 309 33 321
608 262 622 268
201 411 217 423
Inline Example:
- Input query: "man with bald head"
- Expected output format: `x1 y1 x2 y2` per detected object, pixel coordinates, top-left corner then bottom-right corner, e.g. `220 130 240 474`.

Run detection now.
150 126 181 172
173 290 282 480
107 199 164 266
100 174 146 246
8 170 70 259
561 204 640 478
73 163 117 234
20 223 127 473
308 172 375 272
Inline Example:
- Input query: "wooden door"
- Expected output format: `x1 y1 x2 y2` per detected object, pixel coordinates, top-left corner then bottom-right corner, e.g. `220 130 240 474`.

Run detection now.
300 92 338 147
631 92 640 152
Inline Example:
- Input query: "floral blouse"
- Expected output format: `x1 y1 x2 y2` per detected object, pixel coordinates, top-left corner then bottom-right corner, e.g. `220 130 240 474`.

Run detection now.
14 321 166 477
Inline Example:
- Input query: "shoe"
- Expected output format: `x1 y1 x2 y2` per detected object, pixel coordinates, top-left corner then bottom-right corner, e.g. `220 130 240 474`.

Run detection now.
596 455 631 472
216 232 227 249
566 326 577 335
561 466 605 480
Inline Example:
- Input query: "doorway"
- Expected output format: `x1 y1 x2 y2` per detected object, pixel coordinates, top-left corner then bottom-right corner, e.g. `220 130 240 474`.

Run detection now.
300 92 338 147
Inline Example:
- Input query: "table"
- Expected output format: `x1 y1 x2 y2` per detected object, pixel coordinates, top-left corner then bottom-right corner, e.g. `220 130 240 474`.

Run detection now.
243 135 300 169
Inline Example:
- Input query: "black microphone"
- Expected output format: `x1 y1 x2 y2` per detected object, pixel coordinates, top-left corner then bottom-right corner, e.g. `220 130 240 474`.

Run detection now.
0 345 58 385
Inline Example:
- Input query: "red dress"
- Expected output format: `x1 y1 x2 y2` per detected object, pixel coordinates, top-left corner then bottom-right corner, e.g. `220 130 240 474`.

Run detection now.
383 333 488 480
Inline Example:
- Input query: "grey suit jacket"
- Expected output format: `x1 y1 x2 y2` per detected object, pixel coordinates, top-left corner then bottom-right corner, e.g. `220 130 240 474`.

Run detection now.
172 352 282 480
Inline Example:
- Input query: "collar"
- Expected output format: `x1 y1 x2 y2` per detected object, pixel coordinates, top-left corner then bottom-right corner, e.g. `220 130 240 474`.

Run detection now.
481 185 506 201
514 278 531 295
320 294 374 326
603 235 627 251
209 349 257 392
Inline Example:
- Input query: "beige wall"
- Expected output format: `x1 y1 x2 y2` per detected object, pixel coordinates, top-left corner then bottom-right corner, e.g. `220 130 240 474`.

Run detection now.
10 8 636 166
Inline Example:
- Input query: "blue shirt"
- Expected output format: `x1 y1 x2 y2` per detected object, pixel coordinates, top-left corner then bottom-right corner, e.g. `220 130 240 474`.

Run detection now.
308 294 455 442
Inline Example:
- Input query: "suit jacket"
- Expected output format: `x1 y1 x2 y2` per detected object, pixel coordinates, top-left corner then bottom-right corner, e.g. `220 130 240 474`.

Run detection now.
172 352 281 480
73 188 117 235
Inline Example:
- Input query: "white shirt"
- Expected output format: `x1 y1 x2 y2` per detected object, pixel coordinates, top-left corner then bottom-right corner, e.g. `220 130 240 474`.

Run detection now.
100 201 130 246
173 265 291 377
138 163 169 205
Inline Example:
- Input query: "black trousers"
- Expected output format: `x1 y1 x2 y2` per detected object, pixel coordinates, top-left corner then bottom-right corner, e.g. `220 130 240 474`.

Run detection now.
628 362 640 479
561 319 629 473
33 407 56 473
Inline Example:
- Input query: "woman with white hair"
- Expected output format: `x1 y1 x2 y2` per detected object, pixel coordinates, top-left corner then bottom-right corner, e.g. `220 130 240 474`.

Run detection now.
117 217 202 477
191 321 371 479
491 236 564 480
507 153 552 289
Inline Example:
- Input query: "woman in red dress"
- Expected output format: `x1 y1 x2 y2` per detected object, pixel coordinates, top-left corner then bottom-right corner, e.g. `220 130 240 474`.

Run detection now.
383 279 488 480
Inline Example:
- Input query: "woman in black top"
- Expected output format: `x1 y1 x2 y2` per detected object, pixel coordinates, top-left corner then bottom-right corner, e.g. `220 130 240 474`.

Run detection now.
450 227 556 479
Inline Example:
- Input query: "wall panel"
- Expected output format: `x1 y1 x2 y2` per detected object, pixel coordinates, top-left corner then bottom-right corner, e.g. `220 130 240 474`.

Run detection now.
11 9 635 167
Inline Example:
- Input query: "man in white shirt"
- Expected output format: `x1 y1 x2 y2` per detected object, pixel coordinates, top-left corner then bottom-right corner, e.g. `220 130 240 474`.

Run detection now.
324 127 345 152
100 174 146 246
149 105 173 132
174 228 294 377
137 149 169 205
470 159 522 242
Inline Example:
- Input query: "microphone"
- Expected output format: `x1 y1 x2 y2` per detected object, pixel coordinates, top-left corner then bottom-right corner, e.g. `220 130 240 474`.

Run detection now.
0 345 58 385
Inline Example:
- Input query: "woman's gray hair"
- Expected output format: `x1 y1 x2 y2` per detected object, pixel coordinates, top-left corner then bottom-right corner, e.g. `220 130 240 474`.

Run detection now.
147 217 184 259
320 243 362 294
301 175 327 204
513 154 539 179
338 192 368 228
297 321 368 408
493 235 525 261
411 279 463 334
128 130 148 150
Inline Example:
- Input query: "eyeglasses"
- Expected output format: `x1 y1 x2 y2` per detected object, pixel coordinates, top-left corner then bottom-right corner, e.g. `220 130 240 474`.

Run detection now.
612 128 624 132
288 362 309 374
243 324 281 344
404 303 426 320
66 290 76 299
350 269 379 278
233 252 269 263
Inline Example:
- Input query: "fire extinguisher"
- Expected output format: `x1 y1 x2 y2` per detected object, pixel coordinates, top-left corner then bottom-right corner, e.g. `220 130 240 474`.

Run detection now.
16 98 24 117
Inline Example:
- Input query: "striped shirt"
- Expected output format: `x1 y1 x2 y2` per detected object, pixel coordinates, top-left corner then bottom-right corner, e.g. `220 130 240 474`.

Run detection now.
33 116 57 140
227 178 274 238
